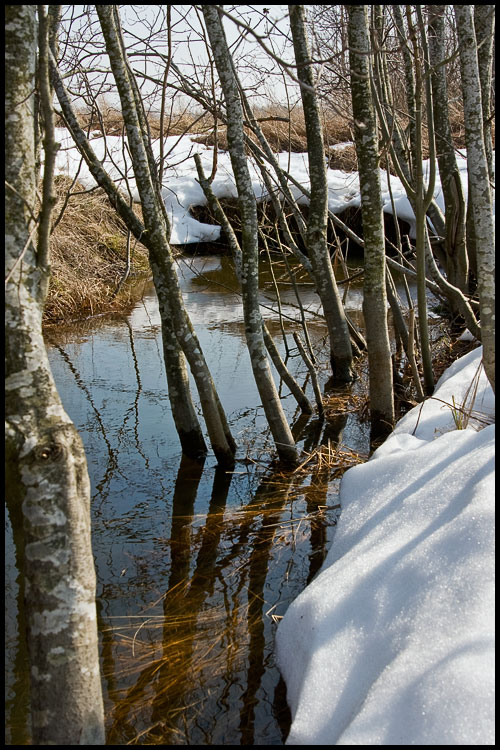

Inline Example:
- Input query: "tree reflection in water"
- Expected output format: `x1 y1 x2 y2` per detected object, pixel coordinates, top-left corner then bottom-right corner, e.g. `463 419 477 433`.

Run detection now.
102 411 354 746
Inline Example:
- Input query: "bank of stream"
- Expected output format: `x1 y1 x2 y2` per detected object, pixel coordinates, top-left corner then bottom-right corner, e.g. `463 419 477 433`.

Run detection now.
6 251 441 745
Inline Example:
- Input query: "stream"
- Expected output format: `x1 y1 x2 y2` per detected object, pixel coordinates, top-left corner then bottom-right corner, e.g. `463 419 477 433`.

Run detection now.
7 252 406 745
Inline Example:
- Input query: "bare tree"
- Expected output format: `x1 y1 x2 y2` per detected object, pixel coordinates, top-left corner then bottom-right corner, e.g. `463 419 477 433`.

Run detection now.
202 4 299 465
347 4 395 437
454 4 495 392
289 4 355 384
5 5 105 743
80 5 237 467
473 5 495 185
366 6 482 393
427 5 468 294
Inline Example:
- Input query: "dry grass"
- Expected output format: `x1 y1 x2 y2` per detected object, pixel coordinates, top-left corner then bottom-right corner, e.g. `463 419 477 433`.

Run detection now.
192 105 354 155
44 176 151 326
60 101 355 154
328 144 358 172
432 359 493 431
56 102 216 139
60 100 479 158
430 323 481 382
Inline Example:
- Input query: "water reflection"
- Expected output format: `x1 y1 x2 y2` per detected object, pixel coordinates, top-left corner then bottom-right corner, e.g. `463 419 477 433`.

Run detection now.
102 440 345 745
6 254 370 745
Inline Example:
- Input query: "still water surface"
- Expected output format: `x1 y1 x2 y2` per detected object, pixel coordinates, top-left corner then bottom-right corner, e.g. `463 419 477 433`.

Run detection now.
6 254 373 745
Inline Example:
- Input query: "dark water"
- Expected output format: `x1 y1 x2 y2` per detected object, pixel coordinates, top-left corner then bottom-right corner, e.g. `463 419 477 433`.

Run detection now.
6 254 374 745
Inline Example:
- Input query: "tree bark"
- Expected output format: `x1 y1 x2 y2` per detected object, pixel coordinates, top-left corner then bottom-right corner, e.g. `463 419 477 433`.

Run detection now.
194 153 313 416
427 4 468 293
5 6 105 743
289 5 355 383
96 4 236 466
49 53 209 462
474 5 495 185
347 4 395 438
202 4 298 465
454 5 495 392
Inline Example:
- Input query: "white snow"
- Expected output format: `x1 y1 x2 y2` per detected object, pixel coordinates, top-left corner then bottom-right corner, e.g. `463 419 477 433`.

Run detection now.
53 128 475 246
275 346 495 745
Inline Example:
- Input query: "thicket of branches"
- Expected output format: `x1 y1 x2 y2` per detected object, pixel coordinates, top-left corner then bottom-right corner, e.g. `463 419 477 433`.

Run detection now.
5 4 495 745
52 4 494 432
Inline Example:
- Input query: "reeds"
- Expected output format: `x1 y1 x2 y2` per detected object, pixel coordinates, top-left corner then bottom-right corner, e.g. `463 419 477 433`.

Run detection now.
44 176 150 325
432 360 494 430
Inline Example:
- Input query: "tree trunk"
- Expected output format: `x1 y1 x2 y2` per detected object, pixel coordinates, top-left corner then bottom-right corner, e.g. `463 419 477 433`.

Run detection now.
289 5 355 383
474 5 495 185
5 6 105 743
202 4 298 465
49 57 209 461
194 153 313 416
427 5 468 294
454 5 495 392
96 5 236 466
347 4 395 439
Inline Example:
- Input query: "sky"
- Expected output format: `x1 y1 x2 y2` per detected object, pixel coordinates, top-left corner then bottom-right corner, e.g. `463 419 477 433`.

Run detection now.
59 4 297 112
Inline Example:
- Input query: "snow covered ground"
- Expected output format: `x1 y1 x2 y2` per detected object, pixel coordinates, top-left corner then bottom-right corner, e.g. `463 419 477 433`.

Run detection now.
275 345 495 745
53 128 473 246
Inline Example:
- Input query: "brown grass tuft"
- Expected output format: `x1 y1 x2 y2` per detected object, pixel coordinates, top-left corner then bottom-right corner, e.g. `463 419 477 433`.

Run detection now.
192 106 354 155
328 144 358 172
44 176 151 326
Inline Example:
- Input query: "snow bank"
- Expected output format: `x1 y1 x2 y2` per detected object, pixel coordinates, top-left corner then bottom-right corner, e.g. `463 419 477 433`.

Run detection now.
275 346 495 745
53 129 473 246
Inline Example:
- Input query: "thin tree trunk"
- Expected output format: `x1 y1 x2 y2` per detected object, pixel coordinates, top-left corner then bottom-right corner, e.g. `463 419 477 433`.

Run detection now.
412 75 434 393
455 5 495 392
427 5 468 293
49 53 209 461
289 4 355 384
236 64 363 362
474 5 495 185
5 6 105 743
348 4 395 439
194 153 313 416
97 4 236 466
374 7 446 260
202 4 298 465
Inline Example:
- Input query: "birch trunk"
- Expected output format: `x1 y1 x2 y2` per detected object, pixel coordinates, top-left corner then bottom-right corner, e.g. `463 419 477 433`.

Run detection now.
410 8 436 394
347 4 395 438
96 5 236 465
288 5 355 384
427 5 468 293
202 5 298 465
48 58 208 461
5 6 105 743
474 5 495 185
454 5 495 392
194 154 313 416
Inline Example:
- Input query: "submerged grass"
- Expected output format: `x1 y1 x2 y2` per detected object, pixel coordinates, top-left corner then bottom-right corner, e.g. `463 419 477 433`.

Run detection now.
99 436 366 745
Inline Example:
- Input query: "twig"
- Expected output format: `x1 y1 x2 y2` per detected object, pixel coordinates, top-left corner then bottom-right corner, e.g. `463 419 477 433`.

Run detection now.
293 332 324 415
